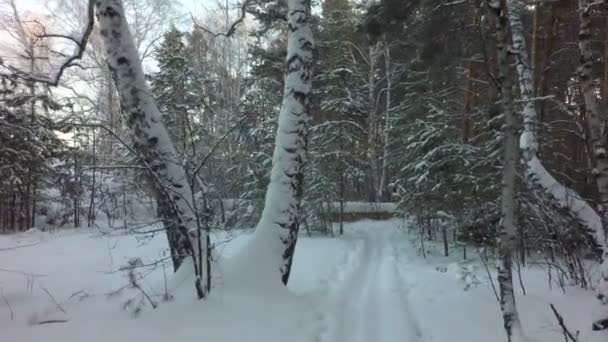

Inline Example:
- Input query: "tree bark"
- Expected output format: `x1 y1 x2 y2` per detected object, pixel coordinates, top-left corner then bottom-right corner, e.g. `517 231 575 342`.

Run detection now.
246 0 314 286
367 43 381 201
378 40 392 201
94 0 208 298
508 0 605 251
578 0 608 327
489 1 528 341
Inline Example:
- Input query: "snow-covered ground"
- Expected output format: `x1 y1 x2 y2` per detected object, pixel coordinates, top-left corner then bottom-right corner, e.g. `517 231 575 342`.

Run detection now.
1 219 605 342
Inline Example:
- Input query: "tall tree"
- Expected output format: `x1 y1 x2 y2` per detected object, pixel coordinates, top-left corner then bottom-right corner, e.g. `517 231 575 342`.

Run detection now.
94 0 209 298
508 0 606 274
151 26 192 153
577 0 608 330
489 0 528 340
238 0 314 286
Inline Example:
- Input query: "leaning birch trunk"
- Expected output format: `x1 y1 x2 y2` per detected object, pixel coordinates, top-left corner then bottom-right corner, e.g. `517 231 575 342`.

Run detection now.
489 1 528 341
95 0 208 298
578 0 608 330
508 0 608 290
233 0 314 287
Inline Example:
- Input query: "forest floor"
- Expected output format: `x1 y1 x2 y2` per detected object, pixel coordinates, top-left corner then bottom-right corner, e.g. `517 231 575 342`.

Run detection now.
0 219 605 342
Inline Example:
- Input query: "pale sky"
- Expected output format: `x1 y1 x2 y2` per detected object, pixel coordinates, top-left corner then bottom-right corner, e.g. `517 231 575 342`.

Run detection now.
15 0 221 16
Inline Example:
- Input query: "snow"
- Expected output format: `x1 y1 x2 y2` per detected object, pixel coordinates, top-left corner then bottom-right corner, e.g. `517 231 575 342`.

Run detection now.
1 219 606 342
322 201 397 214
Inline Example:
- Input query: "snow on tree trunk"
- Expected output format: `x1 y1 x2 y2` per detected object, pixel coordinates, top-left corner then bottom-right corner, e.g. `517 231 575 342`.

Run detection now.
95 0 208 298
230 0 314 288
367 43 381 202
489 1 529 341
578 0 608 329
378 40 391 201
509 0 608 298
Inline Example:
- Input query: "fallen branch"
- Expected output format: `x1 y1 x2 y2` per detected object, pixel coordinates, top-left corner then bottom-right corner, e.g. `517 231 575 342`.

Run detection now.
0 242 40 252
592 317 608 331
549 303 579 341
36 319 68 325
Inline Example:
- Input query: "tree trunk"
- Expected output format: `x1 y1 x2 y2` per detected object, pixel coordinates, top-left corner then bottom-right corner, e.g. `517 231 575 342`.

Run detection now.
88 129 97 227
536 3 559 124
368 43 380 201
240 0 314 287
73 150 80 228
378 40 392 201
31 184 36 229
578 0 608 328
508 0 607 277
604 15 608 102
95 0 208 298
489 1 528 341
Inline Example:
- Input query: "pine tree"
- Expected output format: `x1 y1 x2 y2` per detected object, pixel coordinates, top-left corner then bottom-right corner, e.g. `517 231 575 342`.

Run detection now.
151 26 192 154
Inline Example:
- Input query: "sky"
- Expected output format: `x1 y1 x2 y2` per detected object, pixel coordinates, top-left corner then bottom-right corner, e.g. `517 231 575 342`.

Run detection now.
15 0 218 15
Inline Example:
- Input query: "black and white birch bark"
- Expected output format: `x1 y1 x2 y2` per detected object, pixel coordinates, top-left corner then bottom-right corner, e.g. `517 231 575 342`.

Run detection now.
577 0 608 330
242 0 314 286
489 1 528 341
378 40 392 201
367 42 381 201
508 0 607 295
94 0 208 298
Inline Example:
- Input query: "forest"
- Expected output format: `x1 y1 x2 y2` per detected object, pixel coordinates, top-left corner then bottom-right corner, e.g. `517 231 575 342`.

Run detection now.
1 0 608 341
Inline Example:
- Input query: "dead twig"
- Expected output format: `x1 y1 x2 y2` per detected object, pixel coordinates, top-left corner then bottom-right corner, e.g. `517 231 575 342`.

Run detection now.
477 248 500 303
41 286 67 315
1 288 14 320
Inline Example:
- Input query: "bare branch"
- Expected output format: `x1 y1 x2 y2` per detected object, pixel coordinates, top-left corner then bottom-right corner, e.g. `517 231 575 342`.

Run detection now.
192 116 247 179
433 0 467 11
190 0 251 38
0 0 95 86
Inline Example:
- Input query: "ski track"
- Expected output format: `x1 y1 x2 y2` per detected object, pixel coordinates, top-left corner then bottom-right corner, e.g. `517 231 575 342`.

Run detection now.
324 221 424 342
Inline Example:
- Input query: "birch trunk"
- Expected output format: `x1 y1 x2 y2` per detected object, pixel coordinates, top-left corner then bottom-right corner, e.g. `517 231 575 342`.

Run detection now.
578 0 608 329
508 0 607 274
378 40 391 201
243 0 314 286
489 1 528 341
368 43 381 201
580 0 608 216
95 0 208 298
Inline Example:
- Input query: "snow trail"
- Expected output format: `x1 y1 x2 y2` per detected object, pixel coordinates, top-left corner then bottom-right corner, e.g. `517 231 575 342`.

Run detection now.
326 220 423 342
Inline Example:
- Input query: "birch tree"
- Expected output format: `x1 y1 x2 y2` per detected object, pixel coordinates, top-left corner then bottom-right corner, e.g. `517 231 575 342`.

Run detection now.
94 0 208 298
488 1 528 341
240 0 314 286
508 0 608 300
378 40 392 201
577 0 608 330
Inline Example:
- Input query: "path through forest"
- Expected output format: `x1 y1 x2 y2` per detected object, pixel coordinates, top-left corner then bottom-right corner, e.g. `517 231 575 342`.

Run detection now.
1 219 603 342
320 221 424 342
